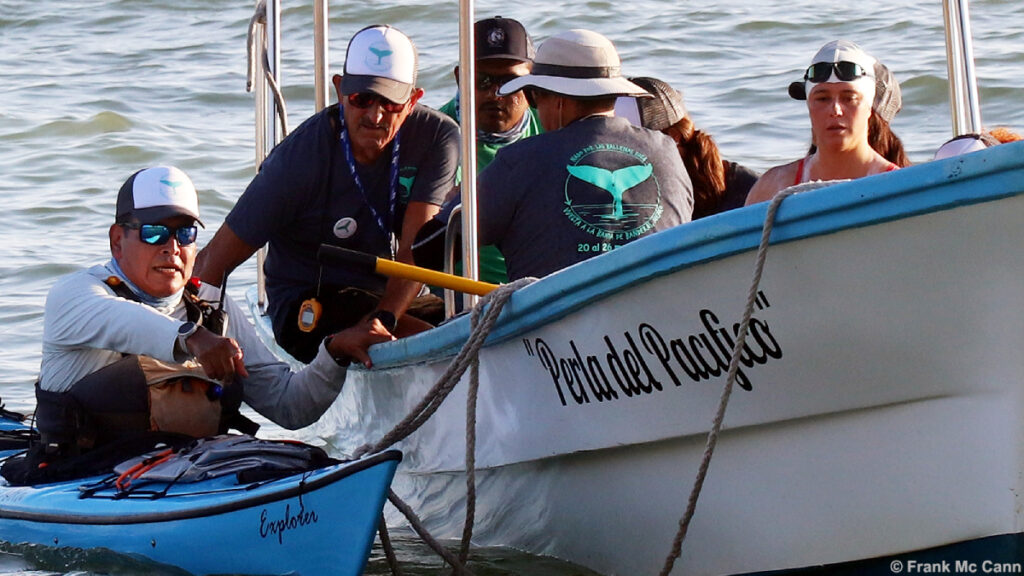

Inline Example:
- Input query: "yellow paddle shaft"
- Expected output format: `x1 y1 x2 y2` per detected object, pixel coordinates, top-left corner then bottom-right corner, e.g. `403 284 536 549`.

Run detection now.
317 245 498 296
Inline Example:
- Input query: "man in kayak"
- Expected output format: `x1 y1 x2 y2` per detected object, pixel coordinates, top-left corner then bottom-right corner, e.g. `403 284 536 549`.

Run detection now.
34 166 394 458
195 25 460 362
414 16 543 285
474 29 694 281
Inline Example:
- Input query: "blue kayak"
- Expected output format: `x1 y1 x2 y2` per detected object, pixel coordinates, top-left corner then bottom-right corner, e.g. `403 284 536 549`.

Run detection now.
0 404 29 431
0 415 401 576
0 408 35 454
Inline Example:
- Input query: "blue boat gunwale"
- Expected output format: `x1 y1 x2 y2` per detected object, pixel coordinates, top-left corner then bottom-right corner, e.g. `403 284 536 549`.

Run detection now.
363 140 1024 368
0 449 401 525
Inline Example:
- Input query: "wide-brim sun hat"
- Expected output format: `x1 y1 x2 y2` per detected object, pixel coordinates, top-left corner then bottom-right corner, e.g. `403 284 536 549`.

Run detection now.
498 29 649 98
787 39 902 124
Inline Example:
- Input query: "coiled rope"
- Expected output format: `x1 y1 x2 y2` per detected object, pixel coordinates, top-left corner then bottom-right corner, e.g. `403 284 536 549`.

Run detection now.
659 185 799 575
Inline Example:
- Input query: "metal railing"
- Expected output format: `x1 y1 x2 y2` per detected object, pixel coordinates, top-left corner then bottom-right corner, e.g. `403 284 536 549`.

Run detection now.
943 0 983 136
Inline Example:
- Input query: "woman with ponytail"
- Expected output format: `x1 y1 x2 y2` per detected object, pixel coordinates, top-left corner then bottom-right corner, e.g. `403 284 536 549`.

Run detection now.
745 40 909 205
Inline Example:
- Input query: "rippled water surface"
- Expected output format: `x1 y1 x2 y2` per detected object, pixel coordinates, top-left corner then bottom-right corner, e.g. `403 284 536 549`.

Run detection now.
2 0 1023 573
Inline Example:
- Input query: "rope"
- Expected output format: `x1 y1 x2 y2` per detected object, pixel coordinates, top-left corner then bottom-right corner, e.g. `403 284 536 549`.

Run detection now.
387 489 476 575
354 278 534 576
353 278 533 460
358 183 793 573
659 187 797 575
377 513 404 576
459 323 480 566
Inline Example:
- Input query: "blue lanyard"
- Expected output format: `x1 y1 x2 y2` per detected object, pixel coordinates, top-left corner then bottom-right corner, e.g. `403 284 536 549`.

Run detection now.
338 105 401 258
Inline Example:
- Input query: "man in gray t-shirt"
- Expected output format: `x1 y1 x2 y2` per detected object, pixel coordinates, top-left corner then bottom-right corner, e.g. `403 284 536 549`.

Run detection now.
195 25 459 362
478 30 693 281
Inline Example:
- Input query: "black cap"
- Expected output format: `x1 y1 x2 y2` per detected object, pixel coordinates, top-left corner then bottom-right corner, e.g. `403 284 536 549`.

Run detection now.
475 17 534 63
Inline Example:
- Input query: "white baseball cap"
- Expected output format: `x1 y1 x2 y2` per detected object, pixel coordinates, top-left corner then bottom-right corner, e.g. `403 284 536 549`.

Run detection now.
787 40 903 124
115 166 202 226
340 25 418 104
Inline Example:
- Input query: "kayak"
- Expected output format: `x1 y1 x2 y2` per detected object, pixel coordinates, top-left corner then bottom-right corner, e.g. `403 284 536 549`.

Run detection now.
0 405 35 454
0 403 28 431
0 413 401 576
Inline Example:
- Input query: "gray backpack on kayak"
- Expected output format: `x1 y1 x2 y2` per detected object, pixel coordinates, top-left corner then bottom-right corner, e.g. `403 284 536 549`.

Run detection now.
113 435 338 485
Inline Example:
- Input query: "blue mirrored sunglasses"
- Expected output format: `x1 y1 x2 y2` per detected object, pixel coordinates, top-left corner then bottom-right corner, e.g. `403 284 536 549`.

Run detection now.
804 61 873 83
122 223 198 246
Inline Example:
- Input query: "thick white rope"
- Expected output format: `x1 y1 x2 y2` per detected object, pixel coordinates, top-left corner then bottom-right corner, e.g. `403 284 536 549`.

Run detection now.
659 187 797 575
459 326 480 565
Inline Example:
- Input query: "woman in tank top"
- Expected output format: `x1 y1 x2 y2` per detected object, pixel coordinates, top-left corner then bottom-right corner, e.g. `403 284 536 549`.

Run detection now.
745 40 909 206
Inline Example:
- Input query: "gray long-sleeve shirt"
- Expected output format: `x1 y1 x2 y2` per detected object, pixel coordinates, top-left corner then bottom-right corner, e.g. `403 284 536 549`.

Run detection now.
39 261 346 430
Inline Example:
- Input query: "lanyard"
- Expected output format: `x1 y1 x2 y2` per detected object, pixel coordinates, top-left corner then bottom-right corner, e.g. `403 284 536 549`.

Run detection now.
338 105 401 259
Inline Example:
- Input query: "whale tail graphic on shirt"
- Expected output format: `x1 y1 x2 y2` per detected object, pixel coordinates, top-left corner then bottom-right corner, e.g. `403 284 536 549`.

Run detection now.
566 164 654 219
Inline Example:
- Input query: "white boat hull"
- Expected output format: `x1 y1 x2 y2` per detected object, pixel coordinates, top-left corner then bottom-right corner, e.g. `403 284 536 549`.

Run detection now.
266 143 1024 575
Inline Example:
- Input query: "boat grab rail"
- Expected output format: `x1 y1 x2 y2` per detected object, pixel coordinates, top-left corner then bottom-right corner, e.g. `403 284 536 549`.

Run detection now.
246 0 288 141
247 0 285 313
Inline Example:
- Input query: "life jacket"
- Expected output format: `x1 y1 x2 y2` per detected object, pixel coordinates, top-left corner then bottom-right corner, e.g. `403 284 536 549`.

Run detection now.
33 277 258 457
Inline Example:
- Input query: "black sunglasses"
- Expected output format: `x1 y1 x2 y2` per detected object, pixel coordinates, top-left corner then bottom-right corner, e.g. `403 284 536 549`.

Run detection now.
122 223 198 246
804 61 873 83
346 92 406 114
475 73 523 92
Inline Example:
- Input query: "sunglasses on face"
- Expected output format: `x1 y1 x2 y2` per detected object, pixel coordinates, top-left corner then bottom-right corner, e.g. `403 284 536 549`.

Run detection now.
804 61 873 83
346 92 406 113
475 73 523 92
122 223 198 246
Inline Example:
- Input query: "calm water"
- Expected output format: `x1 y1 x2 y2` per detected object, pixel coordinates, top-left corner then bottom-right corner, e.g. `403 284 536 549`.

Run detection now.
1 0 1023 573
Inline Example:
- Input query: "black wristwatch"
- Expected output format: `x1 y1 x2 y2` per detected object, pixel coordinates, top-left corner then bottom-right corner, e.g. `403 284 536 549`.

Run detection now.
369 310 397 332
176 321 199 355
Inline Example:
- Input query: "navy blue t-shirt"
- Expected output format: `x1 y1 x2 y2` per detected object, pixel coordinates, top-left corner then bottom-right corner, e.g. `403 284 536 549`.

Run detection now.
226 103 459 334
477 115 694 281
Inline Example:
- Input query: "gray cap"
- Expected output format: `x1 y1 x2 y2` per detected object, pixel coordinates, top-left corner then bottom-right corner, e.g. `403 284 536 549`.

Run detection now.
869 60 902 124
629 76 687 131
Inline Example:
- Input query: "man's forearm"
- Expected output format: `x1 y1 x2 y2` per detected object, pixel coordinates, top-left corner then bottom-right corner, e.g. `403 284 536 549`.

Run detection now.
376 276 422 318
